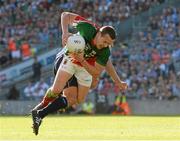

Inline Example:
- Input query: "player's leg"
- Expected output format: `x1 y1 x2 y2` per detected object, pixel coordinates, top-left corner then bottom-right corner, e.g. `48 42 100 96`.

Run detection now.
34 63 91 119
33 79 78 112
32 70 99 114
62 76 78 106
42 55 77 107
62 87 78 106
42 56 75 109
77 84 90 103
32 72 73 112
31 56 74 135
32 72 73 135
32 52 64 111
40 52 65 107
34 75 97 115
33 84 89 133
32 56 75 114
36 76 78 119
32 54 73 111
75 65 92 103
32 54 79 114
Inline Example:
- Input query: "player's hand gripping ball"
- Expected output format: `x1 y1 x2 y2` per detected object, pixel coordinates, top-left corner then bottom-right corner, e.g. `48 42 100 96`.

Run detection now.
66 34 85 53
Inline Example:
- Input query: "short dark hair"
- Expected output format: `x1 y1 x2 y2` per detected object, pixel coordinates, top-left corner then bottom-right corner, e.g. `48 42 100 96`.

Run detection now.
99 26 116 40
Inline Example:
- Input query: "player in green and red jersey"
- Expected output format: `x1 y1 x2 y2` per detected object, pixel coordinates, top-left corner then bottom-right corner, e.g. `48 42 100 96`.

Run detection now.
31 12 128 135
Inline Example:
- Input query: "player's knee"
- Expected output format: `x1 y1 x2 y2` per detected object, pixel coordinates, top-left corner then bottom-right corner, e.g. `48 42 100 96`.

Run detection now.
77 97 85 104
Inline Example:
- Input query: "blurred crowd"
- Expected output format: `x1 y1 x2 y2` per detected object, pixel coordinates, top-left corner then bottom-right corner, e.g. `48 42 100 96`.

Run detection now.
0 0 165 68
58 0 165 25
96 6 180 101
0 0 59 68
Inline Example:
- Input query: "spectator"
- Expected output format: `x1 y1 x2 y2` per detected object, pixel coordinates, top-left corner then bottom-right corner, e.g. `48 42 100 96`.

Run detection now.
32 56 42 82
111 94 131 115
23 81 35 100
0 51 8 66
151 48 161 64
7 38 21 63
21 40 32 60
171 79 180 99
7 85 20 100
33 78 49 100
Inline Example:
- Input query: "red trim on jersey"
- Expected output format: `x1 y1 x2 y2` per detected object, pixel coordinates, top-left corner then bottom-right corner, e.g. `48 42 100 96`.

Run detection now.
74 15 100 29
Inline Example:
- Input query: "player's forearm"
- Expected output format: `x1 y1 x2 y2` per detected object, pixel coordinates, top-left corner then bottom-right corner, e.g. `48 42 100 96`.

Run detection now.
61 12 78 34
81 60 102 77
105 60 122 83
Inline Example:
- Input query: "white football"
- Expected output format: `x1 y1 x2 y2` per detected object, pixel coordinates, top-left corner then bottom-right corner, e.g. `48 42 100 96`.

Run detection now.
66 34 85 53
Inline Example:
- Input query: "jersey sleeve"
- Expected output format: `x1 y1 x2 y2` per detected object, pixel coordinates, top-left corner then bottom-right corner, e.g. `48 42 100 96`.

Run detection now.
76 22 97 42
74 15 86 21
74 16 99 28
96 48 110 66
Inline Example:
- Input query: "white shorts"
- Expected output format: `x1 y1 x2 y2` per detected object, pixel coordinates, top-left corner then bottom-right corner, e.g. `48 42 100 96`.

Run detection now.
60 56 92 87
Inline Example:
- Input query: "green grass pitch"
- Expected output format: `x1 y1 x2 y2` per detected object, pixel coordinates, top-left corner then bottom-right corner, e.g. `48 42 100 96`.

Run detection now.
0 115 180 141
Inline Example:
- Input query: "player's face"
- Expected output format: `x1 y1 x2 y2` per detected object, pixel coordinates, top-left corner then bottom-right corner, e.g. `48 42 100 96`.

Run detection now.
95 33 115 49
